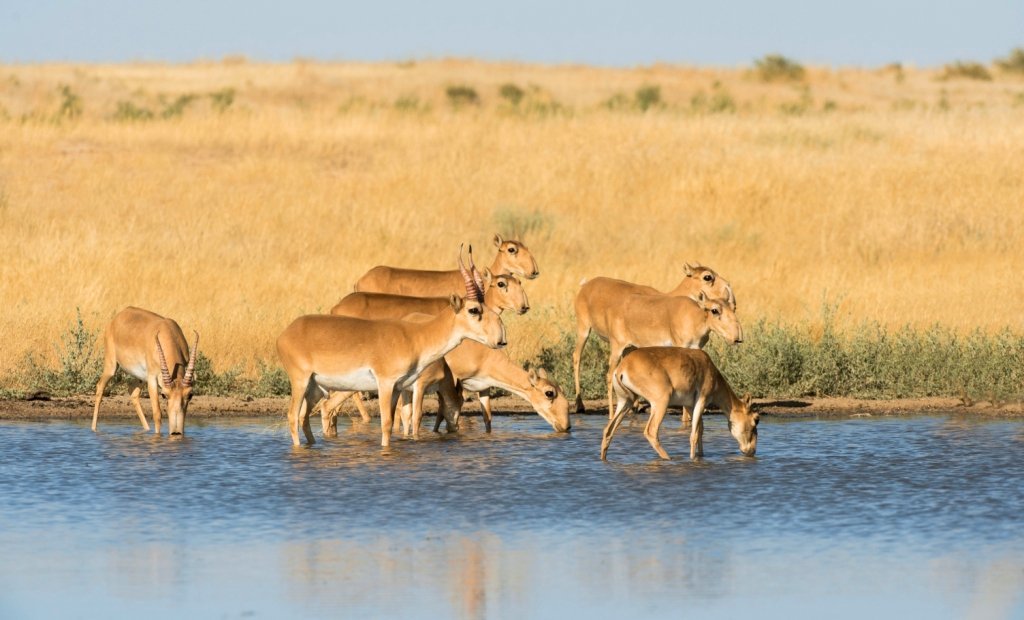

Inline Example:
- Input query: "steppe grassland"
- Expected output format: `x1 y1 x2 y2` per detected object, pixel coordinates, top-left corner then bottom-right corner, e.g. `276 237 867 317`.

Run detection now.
1 60 1022 381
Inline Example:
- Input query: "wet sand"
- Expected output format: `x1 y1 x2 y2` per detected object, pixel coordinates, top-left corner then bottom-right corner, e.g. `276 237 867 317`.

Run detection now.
3 393 1022 421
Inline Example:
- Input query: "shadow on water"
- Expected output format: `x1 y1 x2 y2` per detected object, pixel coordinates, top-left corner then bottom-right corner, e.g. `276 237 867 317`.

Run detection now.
0 413 1022 619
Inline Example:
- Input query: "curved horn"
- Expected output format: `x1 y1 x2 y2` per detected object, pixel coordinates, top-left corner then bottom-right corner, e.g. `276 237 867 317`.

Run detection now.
458 244 481 302
183 330 199 387
154 335 173 388
467 245 485 297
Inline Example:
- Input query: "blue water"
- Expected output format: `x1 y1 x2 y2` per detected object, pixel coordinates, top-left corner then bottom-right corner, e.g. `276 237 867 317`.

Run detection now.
1 413 1022 619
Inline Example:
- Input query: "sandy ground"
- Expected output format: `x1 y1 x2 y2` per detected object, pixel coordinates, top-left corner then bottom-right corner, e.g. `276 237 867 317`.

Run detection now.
2 393 1022 421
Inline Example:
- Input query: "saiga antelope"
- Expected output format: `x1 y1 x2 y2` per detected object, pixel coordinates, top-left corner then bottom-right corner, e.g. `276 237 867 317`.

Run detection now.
353 234 540 296
92 307 199 436
324 251 528 426
577 290 743 417
572 263 735 412
601 347 758 460
276 248 507 447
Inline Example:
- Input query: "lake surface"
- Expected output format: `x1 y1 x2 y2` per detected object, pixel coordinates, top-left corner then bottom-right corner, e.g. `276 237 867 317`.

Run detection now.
1 412 1022 619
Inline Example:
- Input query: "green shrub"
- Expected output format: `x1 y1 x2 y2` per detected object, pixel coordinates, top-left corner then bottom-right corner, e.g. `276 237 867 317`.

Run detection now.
535 308 1024 402
56 85 82 120
253 361 290 397
534 328 610 401
995 47 1024 74
393 94 425 112
161 94 197 119
191 351 244 396
445 85 480 107
754 54 805 82
492 205 552 239
690 85 737 114
940 61 992 81
210 88 236 112
634 84 662 111
602 92 631 111
113 101 154 122
499 83 525 106
23 308 104 396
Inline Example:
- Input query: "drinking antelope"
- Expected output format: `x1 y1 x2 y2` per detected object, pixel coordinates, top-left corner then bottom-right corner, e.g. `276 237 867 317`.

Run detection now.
353 234 540 297
276 248 507 447
572 263 735 413
92 307 199 436
577 289 743 416
600 347 758 460
323 252 527 428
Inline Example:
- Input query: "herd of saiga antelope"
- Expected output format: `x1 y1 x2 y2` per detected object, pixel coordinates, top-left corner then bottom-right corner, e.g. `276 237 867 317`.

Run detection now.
91 234 758 460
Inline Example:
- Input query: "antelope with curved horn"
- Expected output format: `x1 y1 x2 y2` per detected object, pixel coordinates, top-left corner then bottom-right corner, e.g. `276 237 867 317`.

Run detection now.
92 307 199 435
324 254 529 427
601 347 758 460
572 263 737 413
353 234 540 297
276 247 507 447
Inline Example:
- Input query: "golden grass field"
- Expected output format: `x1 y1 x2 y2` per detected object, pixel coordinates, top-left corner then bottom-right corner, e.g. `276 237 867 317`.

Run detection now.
1 59 1022 383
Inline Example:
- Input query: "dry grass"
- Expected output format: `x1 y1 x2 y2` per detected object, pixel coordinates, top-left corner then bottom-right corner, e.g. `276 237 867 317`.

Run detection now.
1 59 1022 383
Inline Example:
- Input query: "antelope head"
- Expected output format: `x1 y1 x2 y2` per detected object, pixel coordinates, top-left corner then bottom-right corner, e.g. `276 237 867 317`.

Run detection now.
155 330 199 435
694 292 744 344
683 262 736 311
456 245 507 349
485 272 530 315
493 233 540 280
726 393 758 456
527 368 571 432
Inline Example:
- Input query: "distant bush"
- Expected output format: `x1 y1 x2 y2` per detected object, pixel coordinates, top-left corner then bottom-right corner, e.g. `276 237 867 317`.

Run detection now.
445 85 480 107
113 101 154 122
210 88 236 112
499 83 525 106
995 47 1024 74
940 61 992 81
56 85 82 121
779 86 814 116
883 62 905 83
161 94 197 119
602 92 631 111
393 95 426 112
754 54 806 82
634 84 662 111
690 82 736 114
492 205 552 240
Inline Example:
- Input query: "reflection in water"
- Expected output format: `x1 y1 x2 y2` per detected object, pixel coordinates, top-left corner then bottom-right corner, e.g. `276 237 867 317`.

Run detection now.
0 415 1022 618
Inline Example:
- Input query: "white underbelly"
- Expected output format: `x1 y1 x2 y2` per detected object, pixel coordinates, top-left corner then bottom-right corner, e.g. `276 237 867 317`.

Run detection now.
121 362 148 382
314 368 377 392
460 377 492 393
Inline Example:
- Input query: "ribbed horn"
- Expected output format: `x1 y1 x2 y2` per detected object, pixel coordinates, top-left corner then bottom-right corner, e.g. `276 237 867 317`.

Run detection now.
467 245 485 298
155 335 173 389
458 244 481 302
183 330 199 387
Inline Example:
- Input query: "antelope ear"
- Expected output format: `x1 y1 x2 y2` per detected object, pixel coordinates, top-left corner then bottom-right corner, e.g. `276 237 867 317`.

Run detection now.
449 294 464 313
482 268 494 289
694 291 707 309
683 262 696 277
536 367 549 380
493 233 504 247
743 393 752 407
527 368 539 386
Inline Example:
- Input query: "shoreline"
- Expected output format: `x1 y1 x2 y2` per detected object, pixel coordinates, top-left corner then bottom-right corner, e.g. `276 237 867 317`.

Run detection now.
2 394 1022 421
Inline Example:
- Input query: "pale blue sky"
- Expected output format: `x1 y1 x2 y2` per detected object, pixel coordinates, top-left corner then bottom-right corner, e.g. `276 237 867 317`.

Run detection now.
1 1 1020 67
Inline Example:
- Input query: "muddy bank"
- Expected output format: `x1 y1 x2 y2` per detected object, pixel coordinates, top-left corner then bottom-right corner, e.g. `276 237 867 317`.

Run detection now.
2 393 1022 421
